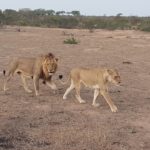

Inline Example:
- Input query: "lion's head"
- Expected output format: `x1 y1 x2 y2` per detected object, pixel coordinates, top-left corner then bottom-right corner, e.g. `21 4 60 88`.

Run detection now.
42 53 58 78
106 69 121 85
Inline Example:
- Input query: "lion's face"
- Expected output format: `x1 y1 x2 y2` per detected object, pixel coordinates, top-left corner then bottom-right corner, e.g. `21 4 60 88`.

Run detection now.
42 53 58 78
107 69 121 85
46 58 58 75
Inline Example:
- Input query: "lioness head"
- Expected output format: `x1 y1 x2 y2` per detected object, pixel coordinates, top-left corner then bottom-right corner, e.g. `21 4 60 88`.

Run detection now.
42 53 58 78
106 69 121 85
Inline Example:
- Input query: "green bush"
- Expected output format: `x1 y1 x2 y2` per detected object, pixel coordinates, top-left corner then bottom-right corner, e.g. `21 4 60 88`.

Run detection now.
1 9 150 32
140 25 150 32
63 37 79 44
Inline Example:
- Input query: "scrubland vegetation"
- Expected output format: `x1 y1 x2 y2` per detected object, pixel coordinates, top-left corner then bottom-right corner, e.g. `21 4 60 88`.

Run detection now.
0 9 150 31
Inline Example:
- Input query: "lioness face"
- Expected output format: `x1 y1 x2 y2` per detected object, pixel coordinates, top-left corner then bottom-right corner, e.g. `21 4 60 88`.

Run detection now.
46 58 58 76
107 69 121 85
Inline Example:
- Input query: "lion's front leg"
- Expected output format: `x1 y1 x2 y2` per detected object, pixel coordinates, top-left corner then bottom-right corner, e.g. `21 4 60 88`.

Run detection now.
75 83 86 104
100 90 118 112
92 89 100 107
46 80 57 94
33 75 40 96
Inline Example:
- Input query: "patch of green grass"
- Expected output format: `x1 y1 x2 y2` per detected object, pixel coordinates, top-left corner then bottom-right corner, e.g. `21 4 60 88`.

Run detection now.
63 37 79 44
140 25 150 32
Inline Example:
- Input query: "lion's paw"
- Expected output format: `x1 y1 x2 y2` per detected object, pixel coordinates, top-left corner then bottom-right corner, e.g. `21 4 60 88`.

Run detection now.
111 105 118 112
92 103 100 107
79 99 86 104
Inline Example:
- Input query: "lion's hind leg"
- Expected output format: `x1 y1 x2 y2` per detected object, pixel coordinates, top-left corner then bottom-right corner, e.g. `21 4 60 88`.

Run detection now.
21 75 32 93
63 79 75 100
33 75 40 96
4 76 11 91
3 71 13 92
74 82 86 104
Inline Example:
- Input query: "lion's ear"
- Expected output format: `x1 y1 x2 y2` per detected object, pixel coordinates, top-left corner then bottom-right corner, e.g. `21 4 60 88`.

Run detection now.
107 69 113 75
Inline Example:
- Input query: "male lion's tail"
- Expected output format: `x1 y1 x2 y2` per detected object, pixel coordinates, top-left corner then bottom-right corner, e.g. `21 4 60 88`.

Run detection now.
58 74 70 85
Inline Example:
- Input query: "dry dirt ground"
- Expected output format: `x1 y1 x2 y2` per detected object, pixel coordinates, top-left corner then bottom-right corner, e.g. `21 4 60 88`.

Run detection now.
0 26 150 150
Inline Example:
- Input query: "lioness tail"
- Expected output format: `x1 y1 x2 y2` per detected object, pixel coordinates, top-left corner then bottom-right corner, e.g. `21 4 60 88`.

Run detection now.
3 70 6 76
0 70 6 76
58 74 70 85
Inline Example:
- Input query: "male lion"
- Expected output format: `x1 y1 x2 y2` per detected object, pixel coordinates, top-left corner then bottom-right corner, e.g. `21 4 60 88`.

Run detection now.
59 67 121 112
3 53 58 96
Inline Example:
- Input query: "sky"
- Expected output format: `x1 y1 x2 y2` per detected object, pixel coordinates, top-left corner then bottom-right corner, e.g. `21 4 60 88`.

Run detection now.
1 0 150 16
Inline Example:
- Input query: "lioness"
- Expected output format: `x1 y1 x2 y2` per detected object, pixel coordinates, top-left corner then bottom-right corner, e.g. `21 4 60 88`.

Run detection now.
3 53 58 96
59 67 121 112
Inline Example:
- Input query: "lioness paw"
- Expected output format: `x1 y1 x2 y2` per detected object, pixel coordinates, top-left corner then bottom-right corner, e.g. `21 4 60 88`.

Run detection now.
111 105 118 112
79 99 86 104
63 96 67 100
26 89 33 93
4 88 9 91
92 103 100 107
35 92 40 96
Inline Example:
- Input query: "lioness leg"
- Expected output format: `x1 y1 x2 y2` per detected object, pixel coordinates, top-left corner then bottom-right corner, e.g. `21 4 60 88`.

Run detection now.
75 82 86 104
21 75 32 93
46 80 57 93
33 76 40 96
100 90 118 112
3 72 12 91
63 79 74 100
92 89 100 107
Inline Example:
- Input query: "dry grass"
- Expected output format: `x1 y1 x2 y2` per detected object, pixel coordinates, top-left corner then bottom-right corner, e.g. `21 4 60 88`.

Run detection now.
0 26 150 150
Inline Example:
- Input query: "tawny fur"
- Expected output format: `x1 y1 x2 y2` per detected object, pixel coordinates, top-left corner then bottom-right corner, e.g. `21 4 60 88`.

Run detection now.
59 67 121 112
3 53 58 96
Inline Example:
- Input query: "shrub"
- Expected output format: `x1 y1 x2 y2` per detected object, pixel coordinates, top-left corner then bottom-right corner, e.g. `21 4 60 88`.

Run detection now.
63 37 79 44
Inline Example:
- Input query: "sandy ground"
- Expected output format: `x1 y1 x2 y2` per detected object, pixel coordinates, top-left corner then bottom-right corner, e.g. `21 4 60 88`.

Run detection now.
0 26 150 150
